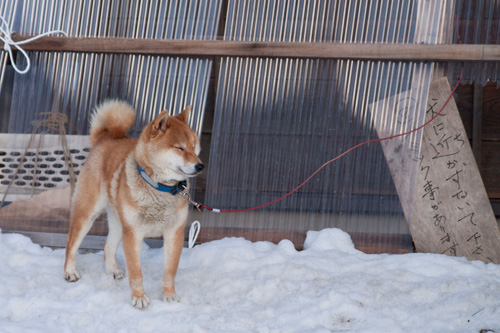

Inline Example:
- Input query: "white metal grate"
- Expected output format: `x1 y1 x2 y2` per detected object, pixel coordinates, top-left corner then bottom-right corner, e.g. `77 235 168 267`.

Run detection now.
0 134 89 201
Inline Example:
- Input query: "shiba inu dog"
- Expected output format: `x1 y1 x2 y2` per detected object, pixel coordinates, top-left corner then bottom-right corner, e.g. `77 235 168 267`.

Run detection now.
64 100 204 309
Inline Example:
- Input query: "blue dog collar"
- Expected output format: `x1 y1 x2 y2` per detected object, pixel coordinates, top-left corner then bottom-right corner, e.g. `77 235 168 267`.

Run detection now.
137 163 187 195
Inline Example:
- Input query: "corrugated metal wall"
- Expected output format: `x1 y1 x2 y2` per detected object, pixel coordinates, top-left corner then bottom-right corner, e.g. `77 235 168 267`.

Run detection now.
203 0 449 251
447 0 500 85
1 0 222 135
0 0 221 238
1 0 498 250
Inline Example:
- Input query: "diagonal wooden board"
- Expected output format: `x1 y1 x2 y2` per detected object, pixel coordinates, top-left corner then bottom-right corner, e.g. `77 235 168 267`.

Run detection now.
376 77 500 263
410 78 500 263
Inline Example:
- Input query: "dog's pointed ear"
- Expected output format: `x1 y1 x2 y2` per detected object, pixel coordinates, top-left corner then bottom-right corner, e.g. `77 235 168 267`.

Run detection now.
151 109 170 137
175 105 191 123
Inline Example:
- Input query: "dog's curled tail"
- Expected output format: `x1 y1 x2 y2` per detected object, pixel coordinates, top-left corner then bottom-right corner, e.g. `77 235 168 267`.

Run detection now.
90 100 136 146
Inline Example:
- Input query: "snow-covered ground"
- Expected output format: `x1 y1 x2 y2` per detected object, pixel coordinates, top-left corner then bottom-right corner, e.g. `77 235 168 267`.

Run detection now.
0 227 499 333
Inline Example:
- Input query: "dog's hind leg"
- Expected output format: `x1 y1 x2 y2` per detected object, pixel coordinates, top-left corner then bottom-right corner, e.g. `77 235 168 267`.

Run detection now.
104 206 125 279
64 183 106 282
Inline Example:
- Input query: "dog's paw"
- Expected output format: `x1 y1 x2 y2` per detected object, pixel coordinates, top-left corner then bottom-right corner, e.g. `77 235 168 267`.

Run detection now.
131 294 150 309
162 293 181 303
106 264 125 280
64 269 81 282
110 269 125 280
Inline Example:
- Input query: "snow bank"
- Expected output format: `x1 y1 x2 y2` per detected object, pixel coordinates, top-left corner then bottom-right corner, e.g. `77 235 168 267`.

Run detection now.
0 228 499 332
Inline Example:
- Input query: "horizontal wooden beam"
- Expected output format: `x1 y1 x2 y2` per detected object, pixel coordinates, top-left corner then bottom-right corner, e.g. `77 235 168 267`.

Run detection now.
197 226 413 254
3 34 500 61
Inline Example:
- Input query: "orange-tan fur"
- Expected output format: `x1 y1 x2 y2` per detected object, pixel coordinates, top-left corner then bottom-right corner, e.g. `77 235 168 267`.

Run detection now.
64 100 203 309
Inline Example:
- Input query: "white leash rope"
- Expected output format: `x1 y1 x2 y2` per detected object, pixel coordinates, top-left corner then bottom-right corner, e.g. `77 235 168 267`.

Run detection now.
0 15 67 74
188 221 201 248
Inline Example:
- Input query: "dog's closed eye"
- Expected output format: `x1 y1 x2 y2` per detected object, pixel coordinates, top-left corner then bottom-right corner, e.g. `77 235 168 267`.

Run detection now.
175 146 184 152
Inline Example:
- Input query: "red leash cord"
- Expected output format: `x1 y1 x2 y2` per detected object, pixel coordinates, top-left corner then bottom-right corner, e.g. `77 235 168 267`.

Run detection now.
201 68 464 213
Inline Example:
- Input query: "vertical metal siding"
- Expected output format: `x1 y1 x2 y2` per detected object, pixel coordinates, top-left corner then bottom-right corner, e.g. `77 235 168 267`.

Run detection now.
204 0 445 250
0 0 221 237
1 0 221 136
449 0 500 85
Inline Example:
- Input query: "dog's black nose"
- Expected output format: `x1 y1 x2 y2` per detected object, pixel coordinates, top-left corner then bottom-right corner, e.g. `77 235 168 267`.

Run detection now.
195 163 205 172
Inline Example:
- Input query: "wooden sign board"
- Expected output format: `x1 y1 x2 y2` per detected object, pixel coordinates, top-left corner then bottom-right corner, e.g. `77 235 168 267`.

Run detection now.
410 78 500 263
371 86 425 229
375 77 500 263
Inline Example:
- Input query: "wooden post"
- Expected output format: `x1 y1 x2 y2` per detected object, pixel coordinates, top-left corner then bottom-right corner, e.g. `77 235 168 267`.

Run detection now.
473 82 483 171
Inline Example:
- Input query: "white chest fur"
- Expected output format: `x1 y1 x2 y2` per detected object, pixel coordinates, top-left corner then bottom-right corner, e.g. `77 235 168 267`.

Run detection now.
121 156 189 237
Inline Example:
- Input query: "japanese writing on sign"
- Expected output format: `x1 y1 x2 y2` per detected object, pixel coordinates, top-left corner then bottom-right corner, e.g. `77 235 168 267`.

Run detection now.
411 78 500 264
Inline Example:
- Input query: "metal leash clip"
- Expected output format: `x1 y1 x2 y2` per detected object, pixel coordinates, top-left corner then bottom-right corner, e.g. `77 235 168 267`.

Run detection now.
179 185 204 211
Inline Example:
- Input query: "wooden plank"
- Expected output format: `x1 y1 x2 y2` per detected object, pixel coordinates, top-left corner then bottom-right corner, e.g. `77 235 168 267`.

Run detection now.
411 78 500 263
3 231 165 251
482 142 500 199
482 82 500 141
3 228 412 254
453 83 500 198
454 83 474 139
197 226 412 254
473 83 483 170
4 34 500 61
371 88 425 227
453 82 500 142
198 227 307 249
0 216 108 236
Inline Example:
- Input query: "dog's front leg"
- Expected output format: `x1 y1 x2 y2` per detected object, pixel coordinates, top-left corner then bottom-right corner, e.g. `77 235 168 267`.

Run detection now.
162 224 185 302
122 226 150 309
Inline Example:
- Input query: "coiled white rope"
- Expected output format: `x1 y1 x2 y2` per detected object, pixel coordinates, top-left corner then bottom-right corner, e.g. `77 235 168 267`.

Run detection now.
0 15 67 74
188 221 201 248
